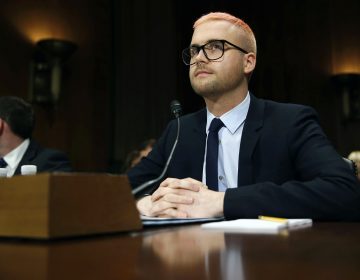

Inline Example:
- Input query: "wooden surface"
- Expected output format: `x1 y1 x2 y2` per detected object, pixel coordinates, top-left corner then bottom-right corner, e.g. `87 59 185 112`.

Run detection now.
0 173 142 238
0 222 359 279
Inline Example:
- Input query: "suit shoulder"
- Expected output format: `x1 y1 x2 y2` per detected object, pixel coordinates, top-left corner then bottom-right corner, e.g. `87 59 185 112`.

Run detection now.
41 147 69 158
20 140 72 173
29 140 68 158
261 98 318 118
176 108 205 120
165 108 206 128
178 108 206 123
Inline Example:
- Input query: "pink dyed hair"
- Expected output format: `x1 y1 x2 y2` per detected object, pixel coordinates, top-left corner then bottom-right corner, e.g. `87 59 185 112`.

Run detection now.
193 12 256 54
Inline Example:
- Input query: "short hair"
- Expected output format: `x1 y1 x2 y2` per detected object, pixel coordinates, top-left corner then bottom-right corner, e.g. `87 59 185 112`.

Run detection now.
349 151 360 162
193 12 257 55
0 96 34 139
138 138 156 151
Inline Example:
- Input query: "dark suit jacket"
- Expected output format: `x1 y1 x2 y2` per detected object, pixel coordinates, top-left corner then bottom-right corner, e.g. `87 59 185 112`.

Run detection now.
127 94 360 221
14 140 72 175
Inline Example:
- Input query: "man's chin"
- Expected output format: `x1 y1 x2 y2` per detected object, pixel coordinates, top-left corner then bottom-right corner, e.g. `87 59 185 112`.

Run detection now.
193 87 217 98
192 83 217 98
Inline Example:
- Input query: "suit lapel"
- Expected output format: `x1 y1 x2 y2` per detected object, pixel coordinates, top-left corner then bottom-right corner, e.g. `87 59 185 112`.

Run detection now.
238 94 264 186
14 140 37 175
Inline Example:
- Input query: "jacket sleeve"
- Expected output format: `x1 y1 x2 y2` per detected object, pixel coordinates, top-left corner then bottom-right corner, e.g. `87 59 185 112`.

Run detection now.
36 149 72 172
224 106 360 221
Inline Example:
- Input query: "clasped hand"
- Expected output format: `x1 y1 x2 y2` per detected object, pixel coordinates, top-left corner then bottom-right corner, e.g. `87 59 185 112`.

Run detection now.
136 177 225 218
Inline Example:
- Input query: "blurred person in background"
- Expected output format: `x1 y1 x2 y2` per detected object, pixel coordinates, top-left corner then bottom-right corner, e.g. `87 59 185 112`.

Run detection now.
122 138 156 172
0 96 71 177
348 151 360 180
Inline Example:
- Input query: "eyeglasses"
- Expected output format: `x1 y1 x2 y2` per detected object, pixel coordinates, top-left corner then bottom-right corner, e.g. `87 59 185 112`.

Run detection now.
182 39 249 66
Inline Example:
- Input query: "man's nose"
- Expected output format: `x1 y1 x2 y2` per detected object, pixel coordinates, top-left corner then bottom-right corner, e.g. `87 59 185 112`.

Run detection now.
193 49 208 63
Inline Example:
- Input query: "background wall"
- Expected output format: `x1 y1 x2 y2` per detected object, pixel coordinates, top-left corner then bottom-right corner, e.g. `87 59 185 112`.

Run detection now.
0 0 112 172
0 0 359 172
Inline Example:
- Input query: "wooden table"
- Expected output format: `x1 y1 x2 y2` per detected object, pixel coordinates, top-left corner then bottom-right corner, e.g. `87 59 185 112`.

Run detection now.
0 223 359 279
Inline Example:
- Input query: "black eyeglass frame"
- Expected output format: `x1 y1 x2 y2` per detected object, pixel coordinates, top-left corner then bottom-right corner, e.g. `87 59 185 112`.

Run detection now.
182 39 249 66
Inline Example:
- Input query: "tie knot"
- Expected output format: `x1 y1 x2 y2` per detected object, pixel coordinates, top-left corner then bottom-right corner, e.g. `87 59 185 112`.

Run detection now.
209 118 224 133
0 158 7 168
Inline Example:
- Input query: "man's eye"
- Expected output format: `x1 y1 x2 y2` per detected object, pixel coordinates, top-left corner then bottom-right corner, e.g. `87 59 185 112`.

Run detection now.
189 47 199 57
206 42 223 51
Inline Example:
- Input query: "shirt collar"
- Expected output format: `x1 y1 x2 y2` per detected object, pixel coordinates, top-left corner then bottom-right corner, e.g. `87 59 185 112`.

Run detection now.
3 139 30 169
206 92 251 134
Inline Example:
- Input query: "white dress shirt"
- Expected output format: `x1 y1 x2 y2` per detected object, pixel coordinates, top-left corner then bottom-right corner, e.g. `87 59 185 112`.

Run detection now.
3 139 30 177
202 93 250 191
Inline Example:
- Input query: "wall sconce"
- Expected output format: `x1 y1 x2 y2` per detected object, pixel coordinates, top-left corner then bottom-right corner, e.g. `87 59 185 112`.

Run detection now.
30 39 77 105
331 73 360 121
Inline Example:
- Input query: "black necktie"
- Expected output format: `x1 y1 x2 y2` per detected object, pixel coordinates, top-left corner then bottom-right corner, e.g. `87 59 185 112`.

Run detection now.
206 118 224 191
0 158 7 168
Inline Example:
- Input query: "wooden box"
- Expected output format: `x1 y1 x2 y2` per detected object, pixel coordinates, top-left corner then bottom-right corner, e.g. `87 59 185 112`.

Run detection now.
0 173 142 239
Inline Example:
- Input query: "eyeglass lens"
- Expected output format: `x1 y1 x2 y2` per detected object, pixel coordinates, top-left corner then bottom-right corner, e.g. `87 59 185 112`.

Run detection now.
182 41 224 65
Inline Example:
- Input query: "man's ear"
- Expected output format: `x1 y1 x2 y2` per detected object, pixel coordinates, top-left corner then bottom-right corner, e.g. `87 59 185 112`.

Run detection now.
243 52 256 74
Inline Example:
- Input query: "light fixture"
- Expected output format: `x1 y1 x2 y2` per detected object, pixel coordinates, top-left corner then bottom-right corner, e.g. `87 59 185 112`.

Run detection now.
331 73 360 121
30 38 77 105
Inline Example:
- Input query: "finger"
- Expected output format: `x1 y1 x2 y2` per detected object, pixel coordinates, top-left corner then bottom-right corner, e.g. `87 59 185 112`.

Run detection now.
153 178 203 202
184 177 208 189
150 199 189 218
160 178 201 192
150 200 176 216
151 186 194 202
164 178 201 192
159 177 178 188
151 186 169 202
157 208 188 219
163 193 193 204
151 183 181 202
136 196 153 216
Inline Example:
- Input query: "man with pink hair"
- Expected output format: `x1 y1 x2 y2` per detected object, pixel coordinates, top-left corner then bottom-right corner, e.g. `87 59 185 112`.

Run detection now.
128 12 360 220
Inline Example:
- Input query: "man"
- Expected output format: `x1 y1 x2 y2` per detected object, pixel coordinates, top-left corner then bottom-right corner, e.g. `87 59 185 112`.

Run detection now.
127 12 360 220
348 151 360 180
0 96 71 176
122 138 156 172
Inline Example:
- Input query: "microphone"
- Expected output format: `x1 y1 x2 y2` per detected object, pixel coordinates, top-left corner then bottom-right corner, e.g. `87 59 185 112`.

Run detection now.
170 100 182 118
132 100 182 197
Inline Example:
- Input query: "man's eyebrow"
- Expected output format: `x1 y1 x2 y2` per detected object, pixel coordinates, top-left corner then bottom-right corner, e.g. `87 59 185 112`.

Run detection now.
189 43 200 48
190 39 220 47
